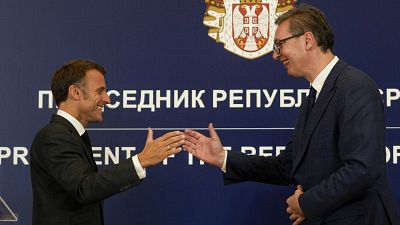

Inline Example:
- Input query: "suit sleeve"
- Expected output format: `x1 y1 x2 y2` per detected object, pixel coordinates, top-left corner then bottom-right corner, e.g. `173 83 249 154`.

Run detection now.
299 76 385 219
35 130 142 205
223 139 293 185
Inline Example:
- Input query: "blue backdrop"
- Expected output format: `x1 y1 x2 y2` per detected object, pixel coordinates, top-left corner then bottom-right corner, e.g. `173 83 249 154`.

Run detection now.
0 0 399 224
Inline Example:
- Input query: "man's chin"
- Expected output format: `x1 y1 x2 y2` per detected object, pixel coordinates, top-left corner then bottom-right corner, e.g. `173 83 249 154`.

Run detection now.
89 117 103 124
287 71 303 78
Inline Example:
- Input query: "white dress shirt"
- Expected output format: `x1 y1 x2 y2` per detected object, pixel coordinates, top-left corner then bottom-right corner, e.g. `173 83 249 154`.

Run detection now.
56 109 146 179
310 56 339 100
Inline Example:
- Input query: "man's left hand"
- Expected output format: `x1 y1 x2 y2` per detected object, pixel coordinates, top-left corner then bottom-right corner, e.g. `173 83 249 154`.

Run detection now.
286 185 305 225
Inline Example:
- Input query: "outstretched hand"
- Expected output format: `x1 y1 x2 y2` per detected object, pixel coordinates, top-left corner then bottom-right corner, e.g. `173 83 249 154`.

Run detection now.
183 123 225 168
138 128 184 168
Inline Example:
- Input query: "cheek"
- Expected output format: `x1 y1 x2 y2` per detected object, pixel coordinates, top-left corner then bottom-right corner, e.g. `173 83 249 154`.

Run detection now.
287 52 301 65
92 95 101 104
281 49 293 60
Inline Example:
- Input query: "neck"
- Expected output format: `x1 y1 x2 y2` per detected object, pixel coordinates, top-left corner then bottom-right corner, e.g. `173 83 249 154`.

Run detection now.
305 50 335 83
58 103 88 128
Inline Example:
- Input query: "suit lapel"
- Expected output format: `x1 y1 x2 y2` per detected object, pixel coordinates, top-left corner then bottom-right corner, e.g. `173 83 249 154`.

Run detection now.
51 115 98 171
292 60 349 174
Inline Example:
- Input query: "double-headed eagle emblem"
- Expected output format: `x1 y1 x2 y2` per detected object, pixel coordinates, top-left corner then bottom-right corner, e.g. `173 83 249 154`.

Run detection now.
232 4 269 52
204 0 296 59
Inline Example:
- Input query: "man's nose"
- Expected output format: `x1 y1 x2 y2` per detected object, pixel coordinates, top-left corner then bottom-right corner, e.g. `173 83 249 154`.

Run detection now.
272 50 280 60
104 93 111 104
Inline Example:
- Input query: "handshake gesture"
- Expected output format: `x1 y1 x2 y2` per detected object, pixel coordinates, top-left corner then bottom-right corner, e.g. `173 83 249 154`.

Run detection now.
138 123 305 225
137 123 225 169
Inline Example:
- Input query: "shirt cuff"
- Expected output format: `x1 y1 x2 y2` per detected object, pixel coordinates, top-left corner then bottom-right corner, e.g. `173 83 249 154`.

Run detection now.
132 155 146 179
221 150 227 173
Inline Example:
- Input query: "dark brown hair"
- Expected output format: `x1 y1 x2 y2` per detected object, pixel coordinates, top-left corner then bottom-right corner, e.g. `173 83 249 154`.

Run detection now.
51 59 106 106
275 4 334 52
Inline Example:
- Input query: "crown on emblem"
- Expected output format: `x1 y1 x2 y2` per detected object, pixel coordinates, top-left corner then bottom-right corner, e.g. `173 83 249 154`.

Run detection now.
205 0 224 7
240 0 262 3
277 0 296 12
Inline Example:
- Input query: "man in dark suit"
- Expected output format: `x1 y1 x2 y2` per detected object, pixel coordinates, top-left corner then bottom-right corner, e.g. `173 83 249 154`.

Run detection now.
183 4 400 225
30 59 185 225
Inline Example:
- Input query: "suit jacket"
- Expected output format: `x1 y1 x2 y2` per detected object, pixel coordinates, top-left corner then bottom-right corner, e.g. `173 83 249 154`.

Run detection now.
30 115 141 225
224 60 400 225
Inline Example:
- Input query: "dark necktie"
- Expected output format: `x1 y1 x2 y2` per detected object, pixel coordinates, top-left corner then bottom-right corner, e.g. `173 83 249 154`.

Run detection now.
81 131 97 171
309 86 317 110
81 131 102 222
81 131 92 151
305 87 317 124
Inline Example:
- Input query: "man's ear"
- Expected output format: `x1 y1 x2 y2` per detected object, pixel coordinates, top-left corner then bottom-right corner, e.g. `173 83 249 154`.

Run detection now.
68 84 81 101
304 31 315 50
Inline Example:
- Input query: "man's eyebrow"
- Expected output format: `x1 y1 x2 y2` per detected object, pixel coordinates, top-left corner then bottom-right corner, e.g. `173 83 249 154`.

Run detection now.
96 87 106 91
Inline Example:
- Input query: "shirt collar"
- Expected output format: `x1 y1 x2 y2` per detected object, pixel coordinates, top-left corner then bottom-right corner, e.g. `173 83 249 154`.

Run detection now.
311 56 339 99
56 109 86 136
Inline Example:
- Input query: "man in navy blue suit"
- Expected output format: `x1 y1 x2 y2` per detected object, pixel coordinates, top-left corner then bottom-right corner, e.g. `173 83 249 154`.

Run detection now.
184 4 400 225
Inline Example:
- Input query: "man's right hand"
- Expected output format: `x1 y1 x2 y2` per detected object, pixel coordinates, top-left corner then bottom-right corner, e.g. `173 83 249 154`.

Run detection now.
183 123 225 168
138 128 184 168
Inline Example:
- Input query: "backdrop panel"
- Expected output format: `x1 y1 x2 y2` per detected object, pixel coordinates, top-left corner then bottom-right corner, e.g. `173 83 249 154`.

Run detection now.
0 0 399 224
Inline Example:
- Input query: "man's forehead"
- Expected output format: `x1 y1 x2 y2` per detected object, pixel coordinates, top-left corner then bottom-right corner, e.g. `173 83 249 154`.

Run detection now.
274 21 290 40
85 70 104 79
85 70 106 86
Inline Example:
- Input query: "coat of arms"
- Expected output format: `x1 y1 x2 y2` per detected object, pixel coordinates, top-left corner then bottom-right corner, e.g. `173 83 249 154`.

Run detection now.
204 0 296 59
